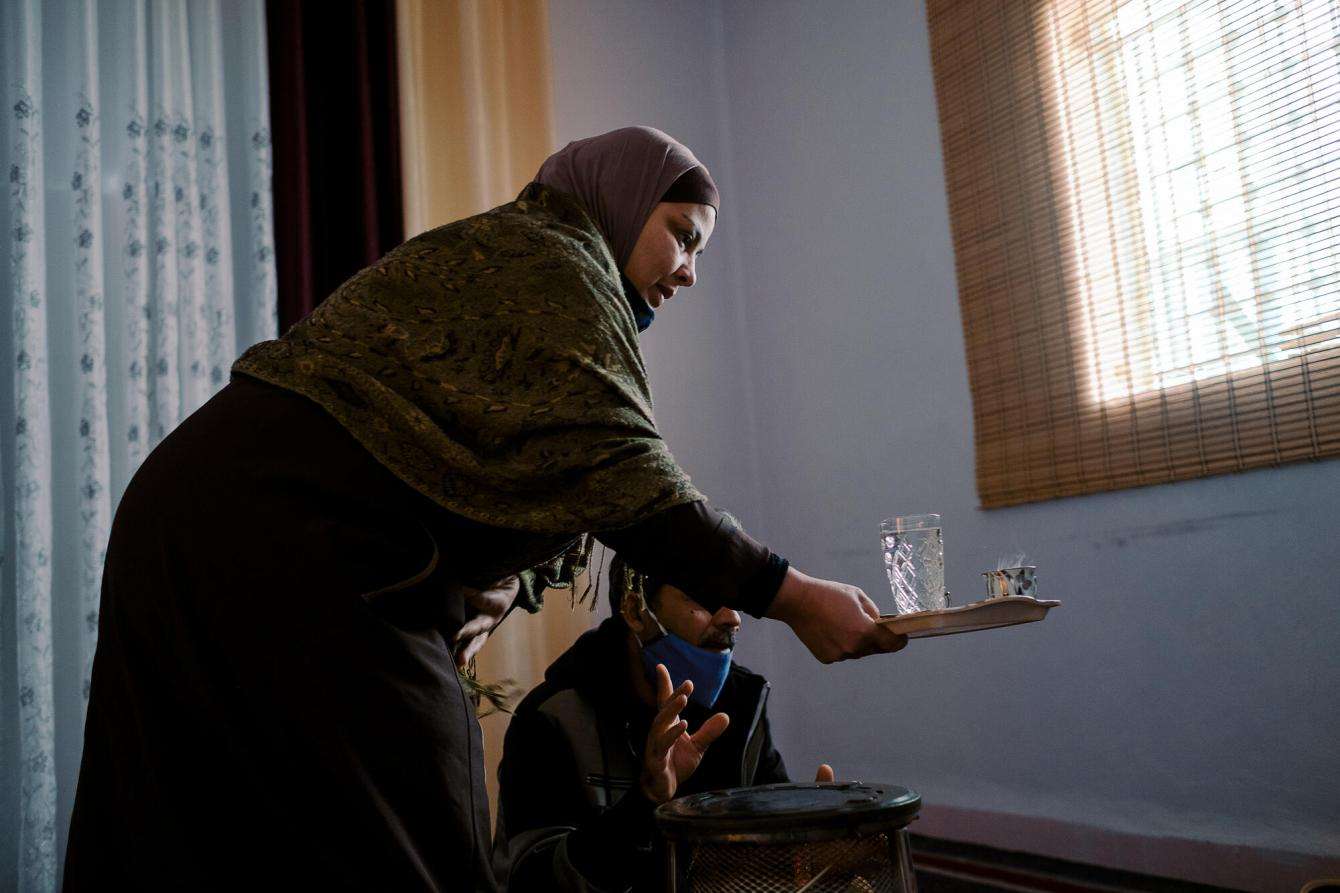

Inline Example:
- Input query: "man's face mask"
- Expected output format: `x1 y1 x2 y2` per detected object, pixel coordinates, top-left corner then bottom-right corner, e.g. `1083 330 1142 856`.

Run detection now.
633 601 732 709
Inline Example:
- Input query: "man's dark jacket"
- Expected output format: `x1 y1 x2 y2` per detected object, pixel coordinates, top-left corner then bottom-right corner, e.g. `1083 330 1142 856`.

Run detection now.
492 617 789 892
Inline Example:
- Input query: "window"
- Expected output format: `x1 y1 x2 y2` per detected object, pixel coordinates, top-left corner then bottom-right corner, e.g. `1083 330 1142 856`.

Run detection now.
927 0 1340 507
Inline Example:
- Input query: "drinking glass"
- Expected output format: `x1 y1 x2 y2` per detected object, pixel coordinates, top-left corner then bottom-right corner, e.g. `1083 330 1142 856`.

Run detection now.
880 513 946 615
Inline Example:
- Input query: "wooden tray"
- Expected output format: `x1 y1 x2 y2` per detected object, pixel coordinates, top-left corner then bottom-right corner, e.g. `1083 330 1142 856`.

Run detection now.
878 596 1060 638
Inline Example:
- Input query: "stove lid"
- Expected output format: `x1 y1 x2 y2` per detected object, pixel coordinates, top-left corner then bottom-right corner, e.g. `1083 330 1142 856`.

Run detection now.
654 782 921 844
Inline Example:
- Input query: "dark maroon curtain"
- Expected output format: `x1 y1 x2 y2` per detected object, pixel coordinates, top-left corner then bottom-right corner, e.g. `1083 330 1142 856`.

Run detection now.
266 0 404 331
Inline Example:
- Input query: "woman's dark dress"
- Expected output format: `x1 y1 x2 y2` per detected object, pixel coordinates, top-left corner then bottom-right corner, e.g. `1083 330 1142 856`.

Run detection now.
62 376 561 891
63 375 782 891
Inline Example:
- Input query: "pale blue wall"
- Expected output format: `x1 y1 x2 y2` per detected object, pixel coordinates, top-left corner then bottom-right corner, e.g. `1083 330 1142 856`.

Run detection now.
549 0 1340 879
549 0 765 529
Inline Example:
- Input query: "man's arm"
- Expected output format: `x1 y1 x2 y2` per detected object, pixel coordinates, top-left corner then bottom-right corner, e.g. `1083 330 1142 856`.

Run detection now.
495 706 586 889
562 666 729 890
553 788 661 892
499 668 730 893
496 705 658 893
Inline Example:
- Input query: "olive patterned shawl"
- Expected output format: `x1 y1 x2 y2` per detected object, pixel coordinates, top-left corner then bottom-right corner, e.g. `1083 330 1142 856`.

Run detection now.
233 182 703 605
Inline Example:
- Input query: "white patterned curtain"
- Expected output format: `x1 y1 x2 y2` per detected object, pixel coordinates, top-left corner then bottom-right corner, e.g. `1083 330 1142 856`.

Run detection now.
0 1 276 888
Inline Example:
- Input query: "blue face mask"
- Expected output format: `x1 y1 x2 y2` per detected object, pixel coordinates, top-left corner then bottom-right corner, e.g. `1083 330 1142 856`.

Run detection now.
640 630 732 709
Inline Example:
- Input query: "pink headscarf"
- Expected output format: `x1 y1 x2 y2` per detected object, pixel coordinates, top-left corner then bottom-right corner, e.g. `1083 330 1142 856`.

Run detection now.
534 126 719 270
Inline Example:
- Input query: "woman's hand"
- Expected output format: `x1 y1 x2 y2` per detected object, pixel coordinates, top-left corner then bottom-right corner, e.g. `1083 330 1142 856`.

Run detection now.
452 575 520 669
640 664 730 804
766 567 908 663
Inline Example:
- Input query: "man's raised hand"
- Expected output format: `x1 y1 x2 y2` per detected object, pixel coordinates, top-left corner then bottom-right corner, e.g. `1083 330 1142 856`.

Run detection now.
639 663 730 804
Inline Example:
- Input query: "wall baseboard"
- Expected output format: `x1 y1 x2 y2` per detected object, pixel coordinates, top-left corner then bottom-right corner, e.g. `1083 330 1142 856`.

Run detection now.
914 803 1339 892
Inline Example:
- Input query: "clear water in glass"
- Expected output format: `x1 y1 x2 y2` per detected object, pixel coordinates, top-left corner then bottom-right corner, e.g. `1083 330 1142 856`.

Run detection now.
881 514 946 615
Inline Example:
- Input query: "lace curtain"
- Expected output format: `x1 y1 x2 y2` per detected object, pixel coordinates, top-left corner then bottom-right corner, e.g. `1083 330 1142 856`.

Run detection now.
0 1 276 888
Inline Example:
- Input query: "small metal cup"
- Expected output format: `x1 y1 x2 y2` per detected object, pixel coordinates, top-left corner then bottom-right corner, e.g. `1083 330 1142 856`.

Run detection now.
982 566 1038 599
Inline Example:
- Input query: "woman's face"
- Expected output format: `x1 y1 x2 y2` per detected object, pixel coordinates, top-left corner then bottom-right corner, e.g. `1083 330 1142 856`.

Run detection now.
623 201 716 309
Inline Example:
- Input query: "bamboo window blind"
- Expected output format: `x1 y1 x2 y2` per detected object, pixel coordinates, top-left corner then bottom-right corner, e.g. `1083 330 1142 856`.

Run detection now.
927 0 1340 507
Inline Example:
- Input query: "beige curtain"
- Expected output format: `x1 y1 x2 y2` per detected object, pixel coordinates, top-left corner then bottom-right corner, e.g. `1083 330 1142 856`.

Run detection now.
395 0 596 822
397 0 557 236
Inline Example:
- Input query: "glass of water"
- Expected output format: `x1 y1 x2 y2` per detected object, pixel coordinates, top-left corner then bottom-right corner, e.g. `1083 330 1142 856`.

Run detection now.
880 513 946 615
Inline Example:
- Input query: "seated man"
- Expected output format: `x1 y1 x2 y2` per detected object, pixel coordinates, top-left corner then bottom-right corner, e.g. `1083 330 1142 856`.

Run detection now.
492 554 834 892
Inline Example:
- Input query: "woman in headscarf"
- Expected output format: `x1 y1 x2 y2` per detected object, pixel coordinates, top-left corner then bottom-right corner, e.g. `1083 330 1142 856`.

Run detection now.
63 126 906 892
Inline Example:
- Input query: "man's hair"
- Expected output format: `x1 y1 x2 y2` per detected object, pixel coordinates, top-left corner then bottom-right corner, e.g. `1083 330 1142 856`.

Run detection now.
606 554 662 622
